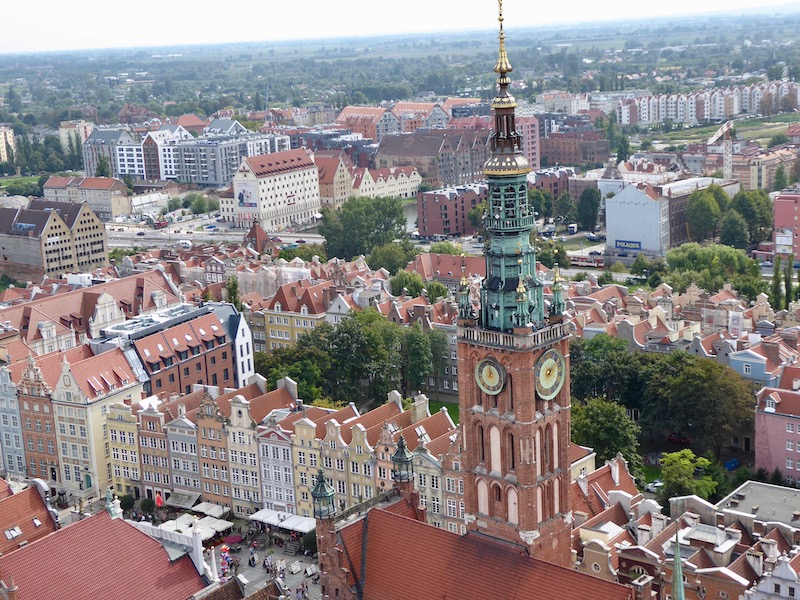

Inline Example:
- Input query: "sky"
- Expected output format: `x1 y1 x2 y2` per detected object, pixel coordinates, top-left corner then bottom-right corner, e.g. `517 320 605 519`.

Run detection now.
1 0 796 55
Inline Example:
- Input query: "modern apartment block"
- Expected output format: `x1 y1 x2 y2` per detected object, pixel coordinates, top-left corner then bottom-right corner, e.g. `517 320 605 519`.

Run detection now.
0 124 17 164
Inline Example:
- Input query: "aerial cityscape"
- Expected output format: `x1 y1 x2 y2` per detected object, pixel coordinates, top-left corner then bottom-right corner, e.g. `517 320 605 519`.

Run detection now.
3 1 800 599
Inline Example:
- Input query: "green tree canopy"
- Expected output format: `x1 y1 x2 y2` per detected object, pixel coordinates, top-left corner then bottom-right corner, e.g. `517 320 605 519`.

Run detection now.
428 241 462 255
774 164 789 191
665 243 765 300
729 190 772 244
527 189 554 220
367 241 417 275
225 275 242 311
390 270 425 297
686 189 721 241
659 449 716 501
319 196 405 259
279 243 327 262
768 132 790 148
95 155 111 177
424 280 449 301
553 192 576 225
718 209 749 249
571 398 643 481
576 187 601 231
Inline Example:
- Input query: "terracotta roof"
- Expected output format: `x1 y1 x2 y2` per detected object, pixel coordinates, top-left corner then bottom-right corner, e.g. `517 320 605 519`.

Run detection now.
245 148 315 178
339 506 632 600
0 479 11 500
0 512 206 599
406 253 485 281
0 487 58 556
266 279 333 314
313 403 360 439
569 458 640 518
568 443 593 466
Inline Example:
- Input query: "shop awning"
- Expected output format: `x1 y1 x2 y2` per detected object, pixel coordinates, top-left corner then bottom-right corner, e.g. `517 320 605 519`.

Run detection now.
164 490 201 510
249 508 277 523
278 514 315 534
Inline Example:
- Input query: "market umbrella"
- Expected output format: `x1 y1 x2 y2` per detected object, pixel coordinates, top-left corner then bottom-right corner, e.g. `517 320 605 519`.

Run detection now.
223 534 243 544
155 492 164 508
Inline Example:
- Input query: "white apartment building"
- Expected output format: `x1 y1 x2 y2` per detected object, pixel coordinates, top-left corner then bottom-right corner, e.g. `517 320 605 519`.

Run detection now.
227 148 321 230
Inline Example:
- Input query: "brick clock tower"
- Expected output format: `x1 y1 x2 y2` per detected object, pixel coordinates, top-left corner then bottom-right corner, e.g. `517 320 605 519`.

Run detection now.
457 0 572 566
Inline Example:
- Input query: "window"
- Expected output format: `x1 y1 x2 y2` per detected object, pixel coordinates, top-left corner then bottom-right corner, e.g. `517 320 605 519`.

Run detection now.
789 423 795 433
788 458 794 470
743 363 751 374
789 440 795 452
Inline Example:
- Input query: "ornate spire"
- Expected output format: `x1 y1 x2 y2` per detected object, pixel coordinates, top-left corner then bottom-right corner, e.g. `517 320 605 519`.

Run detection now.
550 263 565 317
672 529 685 600
494 0 513 80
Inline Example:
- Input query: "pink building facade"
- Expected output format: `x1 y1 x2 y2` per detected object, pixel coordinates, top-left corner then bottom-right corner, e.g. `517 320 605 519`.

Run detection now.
773 191 800 260
755 387 800 487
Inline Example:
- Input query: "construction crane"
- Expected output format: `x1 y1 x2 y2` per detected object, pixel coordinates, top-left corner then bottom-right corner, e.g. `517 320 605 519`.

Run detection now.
708 120 734 181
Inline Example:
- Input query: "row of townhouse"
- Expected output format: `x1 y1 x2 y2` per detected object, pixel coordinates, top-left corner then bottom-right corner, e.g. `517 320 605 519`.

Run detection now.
103 373 464 531
616 81 800 126
335 102 450 143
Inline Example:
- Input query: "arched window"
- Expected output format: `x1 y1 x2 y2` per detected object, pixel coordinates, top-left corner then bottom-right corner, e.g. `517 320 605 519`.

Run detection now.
477 479 489 515
507 487 519 525
477 425 485 463
506 432 516 471
544 425 552 473
552 421 559 470
489 426 501 473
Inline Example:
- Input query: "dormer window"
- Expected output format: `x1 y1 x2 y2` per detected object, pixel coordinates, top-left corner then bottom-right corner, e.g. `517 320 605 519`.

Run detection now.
765 398 776 411
300 305 309 316
274 303 282 312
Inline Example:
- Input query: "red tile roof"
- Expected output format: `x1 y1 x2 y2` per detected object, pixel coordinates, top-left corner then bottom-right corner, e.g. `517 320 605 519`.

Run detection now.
245 148 315 178
0 487 58 556
0 511 206 599
339 506 632 600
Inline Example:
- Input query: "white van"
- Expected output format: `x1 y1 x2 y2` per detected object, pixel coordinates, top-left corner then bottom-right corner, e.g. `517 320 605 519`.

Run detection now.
177 240 192 250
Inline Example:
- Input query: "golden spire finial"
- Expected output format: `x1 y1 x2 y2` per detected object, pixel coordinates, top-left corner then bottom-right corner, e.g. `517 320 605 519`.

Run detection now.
494 0 512 76
553 263 563 284
460 253 468 287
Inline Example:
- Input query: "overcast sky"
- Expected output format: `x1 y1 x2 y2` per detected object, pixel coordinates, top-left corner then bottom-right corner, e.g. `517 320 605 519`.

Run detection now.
0 0 795 55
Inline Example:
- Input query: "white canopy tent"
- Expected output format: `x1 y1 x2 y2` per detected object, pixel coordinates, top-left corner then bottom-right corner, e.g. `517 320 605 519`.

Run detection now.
279 514 315 534
192 502 227 518
197 516 234 533
158 517 216 541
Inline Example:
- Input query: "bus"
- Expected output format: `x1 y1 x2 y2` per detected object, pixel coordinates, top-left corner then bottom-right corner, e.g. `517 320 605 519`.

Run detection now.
569 255 605 268
153 220 168 230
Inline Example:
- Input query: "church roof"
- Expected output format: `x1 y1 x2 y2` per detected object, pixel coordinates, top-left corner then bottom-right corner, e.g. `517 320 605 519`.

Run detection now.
335 506 631 600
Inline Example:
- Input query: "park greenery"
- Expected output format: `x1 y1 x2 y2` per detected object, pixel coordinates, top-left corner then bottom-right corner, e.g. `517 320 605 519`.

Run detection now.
253 310 448 405
685 187 772 248
319 196 405 260
570 334 754 460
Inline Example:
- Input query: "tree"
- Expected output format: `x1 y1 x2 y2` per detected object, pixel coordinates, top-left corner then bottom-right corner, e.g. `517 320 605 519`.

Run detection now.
95 155 111 177
424 280 449 301
468 201 487 239
685 189 721 241
718 209 749 249
576 188 601 231
774 165 789 191
665 243 765 301
279 243 327 262
400 324 432 396
553 192 576 225
167 197 182 212
786 254 795 310
319 196 405 260
140 498 156 515
368 241 416 275
729 189 772 244
659 449 716 501
527 189 554 220
225 275 242 311
122 174 135 193
428 241 462 255
616 136 631 162
119 494 135 512
768 132 789 148
772 255 783 309
207 197 220 212
191 195 208 215
390 270 425 297
571 398 643 481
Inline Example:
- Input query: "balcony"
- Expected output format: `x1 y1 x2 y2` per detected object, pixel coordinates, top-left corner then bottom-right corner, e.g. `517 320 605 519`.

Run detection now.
458 322 569 352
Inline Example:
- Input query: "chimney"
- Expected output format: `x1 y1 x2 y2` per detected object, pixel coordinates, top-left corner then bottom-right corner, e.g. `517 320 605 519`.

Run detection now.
745 549 764 576
637 524 653 546
577 473 588 496
1 575 18 600
573 510 589 528
651 513 668 538
609 457 620 485
277 377 298 400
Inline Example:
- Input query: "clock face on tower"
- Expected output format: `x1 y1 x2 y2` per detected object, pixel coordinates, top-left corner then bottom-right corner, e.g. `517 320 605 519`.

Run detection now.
535 348 566 400
475 358 506 395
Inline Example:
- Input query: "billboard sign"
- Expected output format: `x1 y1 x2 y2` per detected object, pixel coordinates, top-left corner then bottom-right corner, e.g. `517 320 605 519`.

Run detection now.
236 180 258 208
615 240 642 251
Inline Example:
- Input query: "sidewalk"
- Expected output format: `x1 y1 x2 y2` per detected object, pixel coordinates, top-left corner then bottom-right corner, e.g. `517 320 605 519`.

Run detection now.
222 548 321 599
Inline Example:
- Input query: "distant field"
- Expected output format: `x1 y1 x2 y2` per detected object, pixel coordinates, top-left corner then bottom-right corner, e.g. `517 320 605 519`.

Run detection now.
429 399 459 425
0 175 38 193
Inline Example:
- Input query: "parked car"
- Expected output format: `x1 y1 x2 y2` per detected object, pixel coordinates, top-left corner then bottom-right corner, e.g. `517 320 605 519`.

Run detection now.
271 237 282 243
644 479 664 493
617 252 628 257
136 231 146 236
667 432 691 445
586 234 600 242
559 236 568 242
589 250 602 256
296 239 306 244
